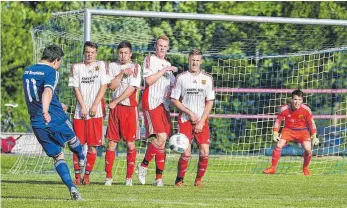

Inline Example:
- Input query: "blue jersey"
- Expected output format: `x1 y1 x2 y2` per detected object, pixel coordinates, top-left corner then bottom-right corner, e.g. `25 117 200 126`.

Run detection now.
23 63 68 128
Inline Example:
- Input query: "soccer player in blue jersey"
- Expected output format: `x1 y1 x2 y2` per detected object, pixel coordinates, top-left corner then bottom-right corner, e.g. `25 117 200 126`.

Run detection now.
22 44 85 200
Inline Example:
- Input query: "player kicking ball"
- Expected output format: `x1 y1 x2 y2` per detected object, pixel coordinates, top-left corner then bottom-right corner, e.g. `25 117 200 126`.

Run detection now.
171 49 215 187
22 45 85 200
263 89 320 175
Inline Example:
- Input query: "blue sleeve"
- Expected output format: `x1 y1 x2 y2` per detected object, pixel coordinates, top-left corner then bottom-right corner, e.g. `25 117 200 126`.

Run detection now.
44 70 58 92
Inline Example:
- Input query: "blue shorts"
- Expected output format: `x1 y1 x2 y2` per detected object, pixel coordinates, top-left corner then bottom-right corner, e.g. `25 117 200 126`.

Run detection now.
32 120 75 157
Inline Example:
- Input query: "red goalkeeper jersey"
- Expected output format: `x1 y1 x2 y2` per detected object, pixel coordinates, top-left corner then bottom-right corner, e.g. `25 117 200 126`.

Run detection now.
273 104 317 134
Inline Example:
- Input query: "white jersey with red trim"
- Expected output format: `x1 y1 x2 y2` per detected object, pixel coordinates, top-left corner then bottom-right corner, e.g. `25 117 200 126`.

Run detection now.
142 55 175 111
108 62 141 106
171 71 215 123
68 61 110 119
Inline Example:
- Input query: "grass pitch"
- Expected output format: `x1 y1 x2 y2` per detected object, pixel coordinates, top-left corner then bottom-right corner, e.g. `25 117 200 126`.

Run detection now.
1 154 347 208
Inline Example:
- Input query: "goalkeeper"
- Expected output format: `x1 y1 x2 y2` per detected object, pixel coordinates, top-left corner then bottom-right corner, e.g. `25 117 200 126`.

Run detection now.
263 89 319 176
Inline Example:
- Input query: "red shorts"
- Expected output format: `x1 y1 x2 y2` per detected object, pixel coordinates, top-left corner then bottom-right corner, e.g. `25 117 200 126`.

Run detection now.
143 104 172 138
73 118 103 146
106 105 140 142
280 128 311 145
178 119 210 145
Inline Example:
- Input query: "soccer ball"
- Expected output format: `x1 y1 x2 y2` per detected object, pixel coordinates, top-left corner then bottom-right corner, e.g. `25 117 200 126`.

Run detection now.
169 133 190 154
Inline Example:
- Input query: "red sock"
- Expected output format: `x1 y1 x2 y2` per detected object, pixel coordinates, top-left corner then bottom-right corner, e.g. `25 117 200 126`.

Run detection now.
303 150 312 168
73 153 81 178
142 142 158 167
196 156 209 180
105 149 116 178
177 156 190 178
126 148 136 179
272 147 282 168
85 151 97 175
155 148 166 179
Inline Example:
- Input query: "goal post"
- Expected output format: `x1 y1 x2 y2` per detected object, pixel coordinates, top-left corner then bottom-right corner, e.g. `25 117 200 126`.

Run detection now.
11 9 347 175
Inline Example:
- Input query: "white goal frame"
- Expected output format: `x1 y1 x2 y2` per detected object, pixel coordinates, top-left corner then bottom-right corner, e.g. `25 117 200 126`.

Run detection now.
51 9 347 43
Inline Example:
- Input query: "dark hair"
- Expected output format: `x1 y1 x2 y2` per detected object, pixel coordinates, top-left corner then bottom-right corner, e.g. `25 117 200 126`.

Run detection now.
292 89 304 98
117 41 132 51
83 41 98 53
189 49 202 57
41 44 64 62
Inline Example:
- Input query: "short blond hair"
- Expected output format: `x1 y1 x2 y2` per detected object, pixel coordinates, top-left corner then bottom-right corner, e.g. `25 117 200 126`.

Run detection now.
156 35 170 43
189 49 202 57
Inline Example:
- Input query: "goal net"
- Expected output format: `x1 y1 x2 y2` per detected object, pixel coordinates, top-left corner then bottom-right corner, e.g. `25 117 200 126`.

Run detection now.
10 9 347 176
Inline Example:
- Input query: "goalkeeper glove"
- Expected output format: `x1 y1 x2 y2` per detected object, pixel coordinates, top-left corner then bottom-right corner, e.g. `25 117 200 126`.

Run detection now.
273 132 280 142
311 134 319 146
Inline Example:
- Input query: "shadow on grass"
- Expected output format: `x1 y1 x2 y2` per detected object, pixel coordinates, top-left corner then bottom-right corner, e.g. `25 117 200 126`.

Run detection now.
1 195 71 201
2 179 61 185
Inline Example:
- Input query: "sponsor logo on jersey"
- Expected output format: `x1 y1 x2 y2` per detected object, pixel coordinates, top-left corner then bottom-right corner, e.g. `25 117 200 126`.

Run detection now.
193 80 197 83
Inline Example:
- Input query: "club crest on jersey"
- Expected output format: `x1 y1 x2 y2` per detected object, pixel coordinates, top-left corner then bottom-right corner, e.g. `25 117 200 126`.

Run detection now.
95 66 100 71
164 72 170 79
201 80 206 84
298 114 303 119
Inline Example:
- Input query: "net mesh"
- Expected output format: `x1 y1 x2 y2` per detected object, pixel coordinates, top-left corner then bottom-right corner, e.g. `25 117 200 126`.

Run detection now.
11 10 347 175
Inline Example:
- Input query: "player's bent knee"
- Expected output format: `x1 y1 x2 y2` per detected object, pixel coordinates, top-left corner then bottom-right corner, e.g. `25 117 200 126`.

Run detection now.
156 133 168 141
107 140 117 150
127 142 136 150
180 155 191 161
305 149 312 156
200 153 209 158
54 152 65 161
276 143 285 149
88 146 97 153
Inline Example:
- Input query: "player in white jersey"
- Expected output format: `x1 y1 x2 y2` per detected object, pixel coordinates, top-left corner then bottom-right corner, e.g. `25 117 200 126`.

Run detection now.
104 41 141 186
137 35 177 186
171 49 215 187
69 41 110 185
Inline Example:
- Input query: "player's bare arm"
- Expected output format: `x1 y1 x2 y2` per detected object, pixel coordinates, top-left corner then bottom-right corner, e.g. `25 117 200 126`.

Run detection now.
61 103 68 111
89 84 107 117
109 69 133 91
145 66 177 86
108 86 136 109
194 100 213 133
171 98 198 123
73 87 88 119
42 87 53 124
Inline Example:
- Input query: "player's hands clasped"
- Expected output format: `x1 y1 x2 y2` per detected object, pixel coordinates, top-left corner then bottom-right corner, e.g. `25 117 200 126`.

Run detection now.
189 112 198 124
81 107 88 119
273 132 280 142
165 66 178 73
311 134 319 146
89 105 97 117
108 100 118 109
123 68 133 77
194 120 204 133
